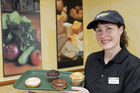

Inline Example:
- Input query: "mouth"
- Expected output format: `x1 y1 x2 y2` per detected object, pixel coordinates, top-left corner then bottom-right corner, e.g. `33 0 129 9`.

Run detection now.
101 39 111 44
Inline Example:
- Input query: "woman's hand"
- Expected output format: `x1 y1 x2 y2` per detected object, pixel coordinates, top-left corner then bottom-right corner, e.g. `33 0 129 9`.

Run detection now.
61 87 90 93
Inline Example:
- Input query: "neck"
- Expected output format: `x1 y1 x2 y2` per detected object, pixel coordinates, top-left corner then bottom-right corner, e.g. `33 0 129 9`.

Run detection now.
104 46 121 64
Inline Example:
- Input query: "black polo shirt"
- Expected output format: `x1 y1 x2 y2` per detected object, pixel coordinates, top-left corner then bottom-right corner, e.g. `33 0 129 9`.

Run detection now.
85 47 140 93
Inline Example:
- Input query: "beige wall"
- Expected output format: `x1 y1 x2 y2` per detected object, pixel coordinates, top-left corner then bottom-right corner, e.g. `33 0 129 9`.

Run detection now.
1 0 140 92
84 0 140 57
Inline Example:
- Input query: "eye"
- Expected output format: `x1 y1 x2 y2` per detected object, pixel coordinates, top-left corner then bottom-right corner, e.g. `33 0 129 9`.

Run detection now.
95 29 102 33
106 26 113 31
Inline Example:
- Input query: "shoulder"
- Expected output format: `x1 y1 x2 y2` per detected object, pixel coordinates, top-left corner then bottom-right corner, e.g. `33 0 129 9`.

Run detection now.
87 50 103 59
124 52 140 74
126 52 140 66
85 50 103 66
120 47 140 67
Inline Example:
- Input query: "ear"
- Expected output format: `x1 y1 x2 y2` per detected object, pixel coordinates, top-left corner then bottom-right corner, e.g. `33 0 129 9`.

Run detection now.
119 25 124 35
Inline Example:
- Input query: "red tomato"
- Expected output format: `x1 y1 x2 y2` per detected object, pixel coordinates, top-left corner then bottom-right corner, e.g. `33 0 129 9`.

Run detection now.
31 50 41 66
35 30 41 43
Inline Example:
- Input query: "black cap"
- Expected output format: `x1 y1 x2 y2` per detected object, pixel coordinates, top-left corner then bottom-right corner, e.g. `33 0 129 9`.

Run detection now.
87 10 125 29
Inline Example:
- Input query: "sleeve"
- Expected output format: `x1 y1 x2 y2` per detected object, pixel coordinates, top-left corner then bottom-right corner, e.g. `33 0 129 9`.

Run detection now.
123 64 140 93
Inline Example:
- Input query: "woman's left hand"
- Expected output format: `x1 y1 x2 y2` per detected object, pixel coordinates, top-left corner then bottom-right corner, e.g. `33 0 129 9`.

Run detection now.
61 87 90 93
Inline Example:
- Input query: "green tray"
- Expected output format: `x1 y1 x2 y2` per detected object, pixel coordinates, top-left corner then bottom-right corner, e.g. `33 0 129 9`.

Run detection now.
13 69 85 91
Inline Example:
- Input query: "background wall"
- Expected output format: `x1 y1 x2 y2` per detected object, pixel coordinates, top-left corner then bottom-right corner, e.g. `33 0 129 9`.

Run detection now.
1 0 140 92
84 0 140 57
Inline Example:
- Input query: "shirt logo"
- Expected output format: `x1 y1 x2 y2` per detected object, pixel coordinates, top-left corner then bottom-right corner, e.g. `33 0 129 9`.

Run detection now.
96 13 109 19
108 77 119 84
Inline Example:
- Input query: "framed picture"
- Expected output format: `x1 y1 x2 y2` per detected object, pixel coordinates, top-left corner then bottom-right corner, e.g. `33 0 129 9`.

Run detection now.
1 0 41 77
56 0 83 68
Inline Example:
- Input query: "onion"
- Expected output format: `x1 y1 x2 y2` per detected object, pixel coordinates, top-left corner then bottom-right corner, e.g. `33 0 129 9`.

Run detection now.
4 44 19 61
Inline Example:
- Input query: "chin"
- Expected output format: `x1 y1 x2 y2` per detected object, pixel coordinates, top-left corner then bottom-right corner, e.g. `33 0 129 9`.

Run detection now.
101 45 113 50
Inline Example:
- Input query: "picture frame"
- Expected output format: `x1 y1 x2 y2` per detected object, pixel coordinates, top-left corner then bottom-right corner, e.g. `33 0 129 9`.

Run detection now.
56 0 84 68
1 0 41 77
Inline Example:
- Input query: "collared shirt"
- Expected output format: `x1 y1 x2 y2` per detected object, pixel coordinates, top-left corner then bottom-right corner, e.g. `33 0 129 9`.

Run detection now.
85 47 140 93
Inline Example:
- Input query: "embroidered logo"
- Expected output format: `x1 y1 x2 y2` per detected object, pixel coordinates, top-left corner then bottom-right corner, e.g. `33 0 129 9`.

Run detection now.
96 13 109 19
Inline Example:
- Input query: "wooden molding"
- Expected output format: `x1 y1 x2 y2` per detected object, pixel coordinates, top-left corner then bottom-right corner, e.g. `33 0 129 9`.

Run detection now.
68 68 85 72
0 79 17 87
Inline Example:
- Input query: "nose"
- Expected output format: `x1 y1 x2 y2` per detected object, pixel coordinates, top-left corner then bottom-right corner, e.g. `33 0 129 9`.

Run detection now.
99 30 107 36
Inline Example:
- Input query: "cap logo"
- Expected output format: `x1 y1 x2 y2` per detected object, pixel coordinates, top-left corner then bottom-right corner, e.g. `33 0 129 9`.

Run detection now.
96 13 109 19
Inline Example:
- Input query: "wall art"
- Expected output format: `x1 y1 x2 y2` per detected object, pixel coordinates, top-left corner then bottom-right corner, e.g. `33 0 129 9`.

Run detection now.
1 0 41 77
56 0 83 68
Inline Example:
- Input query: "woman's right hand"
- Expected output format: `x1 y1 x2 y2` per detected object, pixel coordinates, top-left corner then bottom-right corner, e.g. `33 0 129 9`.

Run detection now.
61 87 90 93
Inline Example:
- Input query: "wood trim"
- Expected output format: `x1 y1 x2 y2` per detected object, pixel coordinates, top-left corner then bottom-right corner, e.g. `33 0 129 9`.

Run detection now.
68 68 85 72
0 68 85 86
0 79 17 87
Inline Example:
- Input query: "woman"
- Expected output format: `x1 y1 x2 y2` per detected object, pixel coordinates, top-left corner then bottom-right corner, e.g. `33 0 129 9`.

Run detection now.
62 10 140 93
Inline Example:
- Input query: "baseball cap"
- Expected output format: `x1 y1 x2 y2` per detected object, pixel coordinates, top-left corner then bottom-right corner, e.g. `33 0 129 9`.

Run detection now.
87 10 125 29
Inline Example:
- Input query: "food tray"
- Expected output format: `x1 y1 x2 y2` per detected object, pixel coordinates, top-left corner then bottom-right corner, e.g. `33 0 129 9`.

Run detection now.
13 69 85 91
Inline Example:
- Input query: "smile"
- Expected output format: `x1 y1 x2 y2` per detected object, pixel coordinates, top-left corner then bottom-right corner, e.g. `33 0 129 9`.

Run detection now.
101 40 111 44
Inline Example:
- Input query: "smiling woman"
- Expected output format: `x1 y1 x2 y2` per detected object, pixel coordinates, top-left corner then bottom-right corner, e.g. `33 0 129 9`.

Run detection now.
84 10 140 93
62 10 140 93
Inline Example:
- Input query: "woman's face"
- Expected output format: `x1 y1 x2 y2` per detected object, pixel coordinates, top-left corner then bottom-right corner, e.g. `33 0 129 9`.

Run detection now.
95 23 123 51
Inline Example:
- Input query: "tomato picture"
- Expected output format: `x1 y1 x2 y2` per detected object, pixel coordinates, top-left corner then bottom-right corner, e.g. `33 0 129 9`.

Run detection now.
35 30 41 43
31 50 41 66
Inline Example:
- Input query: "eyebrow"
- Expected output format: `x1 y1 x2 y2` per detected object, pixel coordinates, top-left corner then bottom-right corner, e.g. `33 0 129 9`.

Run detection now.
97 24 113 28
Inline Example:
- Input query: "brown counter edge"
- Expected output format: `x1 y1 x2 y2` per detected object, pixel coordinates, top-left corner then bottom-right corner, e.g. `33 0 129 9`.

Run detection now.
0 68 84 86
68 68 85 72
0 79 17 87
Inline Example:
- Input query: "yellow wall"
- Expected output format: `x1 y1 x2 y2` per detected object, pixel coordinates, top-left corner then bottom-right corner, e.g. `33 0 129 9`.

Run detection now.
1 0 140 92
84 0 140 57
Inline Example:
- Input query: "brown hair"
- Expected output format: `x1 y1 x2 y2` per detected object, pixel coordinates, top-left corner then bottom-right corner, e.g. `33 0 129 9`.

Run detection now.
119 25 128 47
